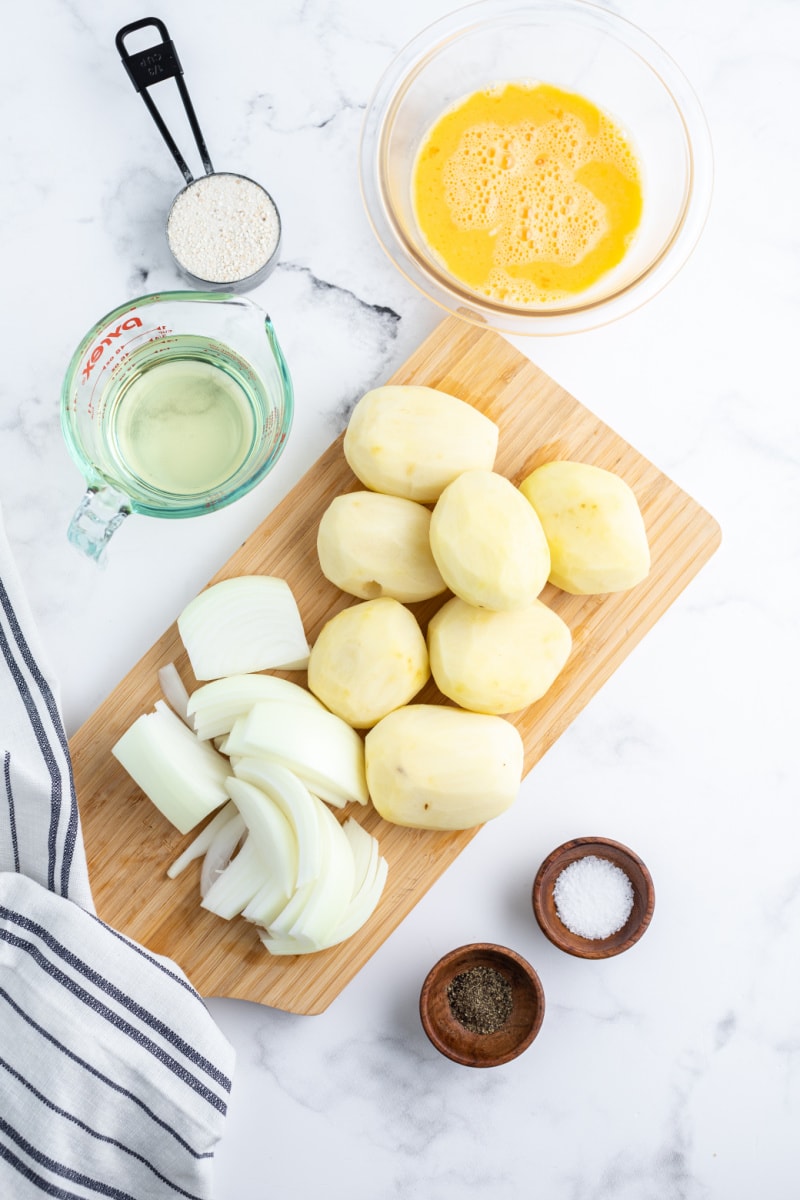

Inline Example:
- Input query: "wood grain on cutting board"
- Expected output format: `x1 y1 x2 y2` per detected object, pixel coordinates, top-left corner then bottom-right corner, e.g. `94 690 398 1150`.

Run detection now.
70 316 721 1014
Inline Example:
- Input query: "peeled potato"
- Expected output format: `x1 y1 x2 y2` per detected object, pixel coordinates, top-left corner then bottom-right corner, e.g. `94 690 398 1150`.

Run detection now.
343 385 498 502
307 598 429 729
429 470 550 610
519 461 650 594
428 596 572 714
365 704 524 830
317 491 446 603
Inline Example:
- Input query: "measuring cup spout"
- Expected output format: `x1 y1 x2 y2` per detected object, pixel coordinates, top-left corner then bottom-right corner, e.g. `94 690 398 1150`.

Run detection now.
68 487 131 563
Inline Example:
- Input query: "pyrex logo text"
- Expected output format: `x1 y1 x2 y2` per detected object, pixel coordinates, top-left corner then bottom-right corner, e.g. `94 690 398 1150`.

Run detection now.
82 317 143 382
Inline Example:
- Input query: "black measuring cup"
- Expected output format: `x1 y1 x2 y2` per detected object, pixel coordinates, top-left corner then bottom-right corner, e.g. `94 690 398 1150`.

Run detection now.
116 18 282 290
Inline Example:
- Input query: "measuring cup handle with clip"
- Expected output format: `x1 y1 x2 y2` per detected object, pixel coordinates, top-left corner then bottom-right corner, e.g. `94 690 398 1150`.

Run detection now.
115 18 214 185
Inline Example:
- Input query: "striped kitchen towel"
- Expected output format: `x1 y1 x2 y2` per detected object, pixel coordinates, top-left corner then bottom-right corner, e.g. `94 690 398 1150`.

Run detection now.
0 509 235 1199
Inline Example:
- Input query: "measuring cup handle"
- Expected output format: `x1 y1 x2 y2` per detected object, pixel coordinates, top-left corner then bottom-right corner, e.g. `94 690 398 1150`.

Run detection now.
67 487 131 564
115 18 214 184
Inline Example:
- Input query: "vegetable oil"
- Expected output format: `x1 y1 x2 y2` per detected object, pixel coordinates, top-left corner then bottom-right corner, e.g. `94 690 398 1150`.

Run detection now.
109 337 258 496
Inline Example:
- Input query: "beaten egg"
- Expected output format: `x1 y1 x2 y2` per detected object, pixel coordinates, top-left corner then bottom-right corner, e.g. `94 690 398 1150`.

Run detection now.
412 82 643 306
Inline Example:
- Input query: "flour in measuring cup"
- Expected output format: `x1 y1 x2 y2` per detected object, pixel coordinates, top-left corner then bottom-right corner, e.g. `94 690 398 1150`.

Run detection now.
166 172 280 284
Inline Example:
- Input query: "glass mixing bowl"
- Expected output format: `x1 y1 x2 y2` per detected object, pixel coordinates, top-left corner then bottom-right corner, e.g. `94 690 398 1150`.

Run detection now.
359 0 713 335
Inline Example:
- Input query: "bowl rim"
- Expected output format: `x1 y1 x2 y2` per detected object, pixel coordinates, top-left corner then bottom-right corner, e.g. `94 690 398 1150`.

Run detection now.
359 0 714 335
532 836 655 958
419 941 545 1066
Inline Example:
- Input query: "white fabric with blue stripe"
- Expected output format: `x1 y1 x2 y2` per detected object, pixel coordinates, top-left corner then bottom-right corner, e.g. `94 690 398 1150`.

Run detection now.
0 510 234 1198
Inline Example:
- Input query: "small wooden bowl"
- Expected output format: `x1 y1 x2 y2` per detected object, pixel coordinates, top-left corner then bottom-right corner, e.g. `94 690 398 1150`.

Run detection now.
532 837 655 959
419 943 545 1067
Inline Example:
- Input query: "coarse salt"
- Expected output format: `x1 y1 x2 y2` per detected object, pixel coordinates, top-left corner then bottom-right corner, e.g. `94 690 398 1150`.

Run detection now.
553 854 634 940
166 172 280 284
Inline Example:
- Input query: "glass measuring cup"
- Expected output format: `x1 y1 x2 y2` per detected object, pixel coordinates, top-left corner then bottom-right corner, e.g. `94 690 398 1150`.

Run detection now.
61 291 293 562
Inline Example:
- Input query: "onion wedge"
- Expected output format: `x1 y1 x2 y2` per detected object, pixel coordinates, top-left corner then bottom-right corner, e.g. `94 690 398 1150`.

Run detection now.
343 816 379 895
226 700 369 807
200 813 246 898
323 858 388 948
167 800 239 878
187 673 325 741
263 880 317 939
242 873 296 928
224 777 297 898
158 662 191 726
264 796 354 947
256 930 320 956
112 705 229 834
255 815 387 954
200 836 267 919
178 576 310 680
286 800 355 944
322 819 388 947
232 758 321 888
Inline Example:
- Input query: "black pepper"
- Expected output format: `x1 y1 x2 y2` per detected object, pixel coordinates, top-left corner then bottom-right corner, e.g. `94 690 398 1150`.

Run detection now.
447 965 513 1034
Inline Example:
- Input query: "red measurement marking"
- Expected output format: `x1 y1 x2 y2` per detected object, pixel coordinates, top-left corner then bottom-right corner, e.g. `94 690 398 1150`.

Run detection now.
81 316 143 382
84 325 175 415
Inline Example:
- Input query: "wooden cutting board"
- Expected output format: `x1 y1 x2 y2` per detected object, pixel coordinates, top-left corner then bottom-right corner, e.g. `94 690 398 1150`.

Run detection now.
71 315 721 1014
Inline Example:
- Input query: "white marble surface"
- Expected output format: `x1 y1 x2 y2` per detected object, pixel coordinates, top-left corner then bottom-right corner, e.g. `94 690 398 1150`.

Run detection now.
1 0 798 1196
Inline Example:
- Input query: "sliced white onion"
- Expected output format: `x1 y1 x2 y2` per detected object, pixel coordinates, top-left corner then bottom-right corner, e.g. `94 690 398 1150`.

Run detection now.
322 821 388 947
225 700 368 807
289 800 355 944
343 814 378 891
167 800 239 878
242 873 296 928
112 705 229 834
322 861 388 949
256 815 387 954
115 571 391 953
264 796 354 946
200 812 247 898
158 662 191 726
187 672 325 740
256 929 319 956
178 576 310 681
153 699 198 739
264 881 319 942
224 777 297 898
200 835 266 919
232 758 321 888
